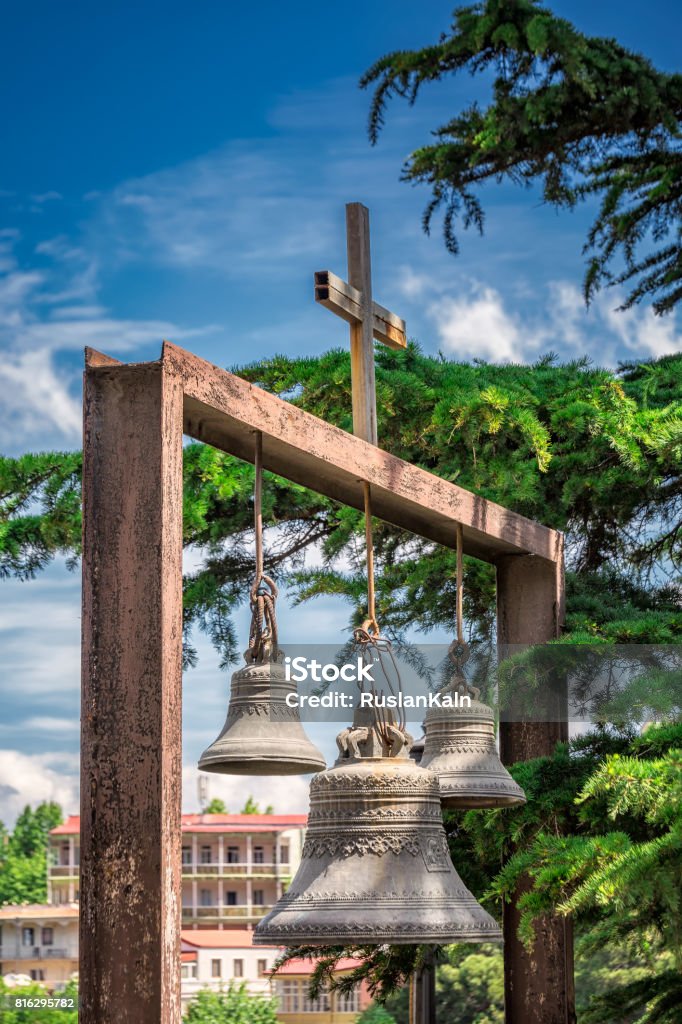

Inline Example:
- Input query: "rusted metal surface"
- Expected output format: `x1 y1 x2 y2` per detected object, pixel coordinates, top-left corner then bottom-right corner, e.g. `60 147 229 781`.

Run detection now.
141 341 561 565
497 551 576 1024
313 269 407 350
80 359 184 1024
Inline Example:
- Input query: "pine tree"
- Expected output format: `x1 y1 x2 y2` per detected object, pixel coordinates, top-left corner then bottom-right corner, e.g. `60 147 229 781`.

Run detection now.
0 803 63 905
2 349 681 664
361 0 682 313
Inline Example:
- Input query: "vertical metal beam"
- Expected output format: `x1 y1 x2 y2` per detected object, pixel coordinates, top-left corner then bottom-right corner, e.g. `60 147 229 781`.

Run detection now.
346 202 377 444
496 551 575 1024
409 963 437 1024
80 359 184 1024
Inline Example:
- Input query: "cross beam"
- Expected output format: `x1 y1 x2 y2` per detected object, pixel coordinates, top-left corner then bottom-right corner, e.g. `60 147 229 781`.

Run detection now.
86 342 561 565
315 203 406 444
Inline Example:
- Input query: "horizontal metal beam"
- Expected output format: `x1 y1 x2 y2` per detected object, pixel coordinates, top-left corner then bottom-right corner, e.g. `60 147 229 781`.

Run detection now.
314 270 407 350
84 344 562 565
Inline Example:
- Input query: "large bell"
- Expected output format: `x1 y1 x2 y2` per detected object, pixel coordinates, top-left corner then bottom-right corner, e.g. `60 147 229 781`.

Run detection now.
421 681 526 809
198 649 326 776
253 743 502 944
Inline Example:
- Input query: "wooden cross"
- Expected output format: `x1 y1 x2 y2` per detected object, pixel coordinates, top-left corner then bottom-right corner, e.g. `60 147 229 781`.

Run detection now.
314 202 406 445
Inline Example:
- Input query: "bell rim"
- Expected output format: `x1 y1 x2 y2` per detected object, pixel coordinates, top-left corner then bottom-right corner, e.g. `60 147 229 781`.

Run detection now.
252 931 503 945
253 917 503 944
440 792 527 808
198 753 327 775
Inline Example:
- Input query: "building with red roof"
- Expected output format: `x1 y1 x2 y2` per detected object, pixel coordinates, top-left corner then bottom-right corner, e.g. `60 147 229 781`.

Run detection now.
48 813 307 928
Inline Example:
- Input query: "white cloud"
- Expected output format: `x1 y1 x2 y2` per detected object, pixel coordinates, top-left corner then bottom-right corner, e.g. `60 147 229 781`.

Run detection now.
0 232 218 450
31 192 63 204
0 346 82 441
0 753 313 828
429 284 542 362
98 145 339 276
599 294 682 360
409 273 682 366
0 750 80 826
22 717 80 732
183 764 311 816
397 265 433 301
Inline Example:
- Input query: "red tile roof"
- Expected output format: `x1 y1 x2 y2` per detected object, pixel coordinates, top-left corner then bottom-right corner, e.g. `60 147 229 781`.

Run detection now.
50 813 307 836
0 904 79 920
180 929 278 950
272 957 364 976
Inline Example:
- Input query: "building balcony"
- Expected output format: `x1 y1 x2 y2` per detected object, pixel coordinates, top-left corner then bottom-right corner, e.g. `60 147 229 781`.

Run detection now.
48 862 289 879
181 905 274 922
0 947 78 961
181 863 288 878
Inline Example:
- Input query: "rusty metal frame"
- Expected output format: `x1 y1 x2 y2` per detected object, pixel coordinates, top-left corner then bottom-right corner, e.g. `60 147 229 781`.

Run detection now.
80 341 569 1024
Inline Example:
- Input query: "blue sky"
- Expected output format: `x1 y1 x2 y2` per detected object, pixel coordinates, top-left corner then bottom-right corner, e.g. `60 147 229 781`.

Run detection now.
1 0 681 825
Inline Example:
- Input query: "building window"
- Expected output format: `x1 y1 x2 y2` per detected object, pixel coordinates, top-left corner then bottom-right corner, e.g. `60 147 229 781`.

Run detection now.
60 843 70 866
253 889 264 906
182 847 192 866
233 959 244 978
74 847 80 866
200 889 213 907
335 986 360 1013
277 980 299 1013
200 845 212 864
224 891 237 906
257 959 267 978
211 959 222 978
253 845 264 864
22 928 35 947
41 928 54 946
30 970 45 982
303 986 331 1012
181 962 197 979
227 846 239 864
279 845 289 864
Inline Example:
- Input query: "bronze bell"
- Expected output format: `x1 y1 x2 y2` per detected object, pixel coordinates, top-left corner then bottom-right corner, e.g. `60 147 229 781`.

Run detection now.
421 678 526 809
253 715 501 944
198 648 326 776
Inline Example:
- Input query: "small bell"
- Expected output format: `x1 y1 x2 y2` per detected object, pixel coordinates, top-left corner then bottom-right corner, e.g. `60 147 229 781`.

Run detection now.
253 714 501 944
198 647 326 776
199 430 326 776
421 674 525 809
422 522 526 810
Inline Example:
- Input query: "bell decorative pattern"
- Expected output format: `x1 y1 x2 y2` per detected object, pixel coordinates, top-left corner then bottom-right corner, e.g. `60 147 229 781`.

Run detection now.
198 649 326 776
254 749 502 944
421 682 526 809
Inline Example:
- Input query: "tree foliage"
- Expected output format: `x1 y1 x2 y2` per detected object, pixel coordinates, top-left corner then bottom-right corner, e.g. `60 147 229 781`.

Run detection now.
357 1003 399 1024
183 984 279 1024
361 0 682 313
2 348 681 664
204 798 228 814
0 980 78 1024
483 724 682 1022
0 804 63 906
239 797 274 815
281 727 682 1022
2 348 682 1018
